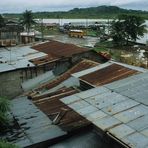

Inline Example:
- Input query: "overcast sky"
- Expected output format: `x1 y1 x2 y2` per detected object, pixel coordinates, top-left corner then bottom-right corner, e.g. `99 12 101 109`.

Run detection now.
0 0 148 13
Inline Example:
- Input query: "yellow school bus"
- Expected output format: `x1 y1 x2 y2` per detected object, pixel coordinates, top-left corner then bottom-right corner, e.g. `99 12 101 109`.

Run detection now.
68 30 86 38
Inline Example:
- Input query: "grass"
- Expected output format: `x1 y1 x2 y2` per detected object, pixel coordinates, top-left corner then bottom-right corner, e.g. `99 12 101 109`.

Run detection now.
86 30 97 37
0 140 19 148
0 97 10 127
93 47 108 52
35 26 62 36
95 40 114 48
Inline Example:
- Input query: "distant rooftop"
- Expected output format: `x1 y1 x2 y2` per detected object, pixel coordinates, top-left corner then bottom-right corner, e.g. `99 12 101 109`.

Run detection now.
0 46 47 73
32 40 89 58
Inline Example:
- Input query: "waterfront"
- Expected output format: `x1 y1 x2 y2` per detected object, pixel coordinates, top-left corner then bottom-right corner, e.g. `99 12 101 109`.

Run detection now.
39 18 148 44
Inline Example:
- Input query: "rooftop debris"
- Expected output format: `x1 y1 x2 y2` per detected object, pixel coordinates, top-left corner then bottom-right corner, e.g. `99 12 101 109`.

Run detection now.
31 87 90 131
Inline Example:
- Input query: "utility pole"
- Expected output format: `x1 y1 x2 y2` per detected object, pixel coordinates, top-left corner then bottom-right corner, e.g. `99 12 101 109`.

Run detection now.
41 18 44 42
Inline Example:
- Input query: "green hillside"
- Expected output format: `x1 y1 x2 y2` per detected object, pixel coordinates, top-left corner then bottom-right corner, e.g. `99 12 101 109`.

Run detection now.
3 5 148 19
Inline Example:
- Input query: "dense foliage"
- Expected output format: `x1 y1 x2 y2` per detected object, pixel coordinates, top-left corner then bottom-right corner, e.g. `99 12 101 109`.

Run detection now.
0 140 18 148
111 14 147 45
0 15 6 28
0 97 10 126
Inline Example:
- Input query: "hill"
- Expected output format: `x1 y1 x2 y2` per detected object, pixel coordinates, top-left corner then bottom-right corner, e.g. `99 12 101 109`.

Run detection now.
3 5 148 19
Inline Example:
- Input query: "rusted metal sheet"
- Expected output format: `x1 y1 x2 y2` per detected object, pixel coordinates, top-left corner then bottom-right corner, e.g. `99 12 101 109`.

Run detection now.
33 87 90 132
31 59 98 93
32 40 89 58
80 63 139 86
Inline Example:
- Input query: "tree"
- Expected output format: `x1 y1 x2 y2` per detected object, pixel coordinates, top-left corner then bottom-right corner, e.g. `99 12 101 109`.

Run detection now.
111 15 147 45
21 10 36 33
0 14 6 28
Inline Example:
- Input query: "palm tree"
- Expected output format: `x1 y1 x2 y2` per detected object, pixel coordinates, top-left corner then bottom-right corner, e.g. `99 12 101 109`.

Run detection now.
0 14 6 39
21 10 36 33
0 14 6 28
111 15 146 46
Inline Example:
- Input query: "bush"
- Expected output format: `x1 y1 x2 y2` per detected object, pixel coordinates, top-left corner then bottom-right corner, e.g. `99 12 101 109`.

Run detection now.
0 140 18 148
0 97 10 113
0 97 10 126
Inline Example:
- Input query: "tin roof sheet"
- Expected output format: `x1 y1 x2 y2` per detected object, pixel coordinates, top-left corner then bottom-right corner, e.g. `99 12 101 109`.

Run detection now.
0 46 47 73
61 72 148 148
9 97 66 147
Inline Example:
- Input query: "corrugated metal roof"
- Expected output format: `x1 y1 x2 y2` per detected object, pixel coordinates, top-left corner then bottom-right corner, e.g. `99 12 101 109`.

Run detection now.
0 46 47 73
32 40 89 58
31 87 90 132
79 62 139 87
8 97 66 147
27 59 98 98
61 72 148 148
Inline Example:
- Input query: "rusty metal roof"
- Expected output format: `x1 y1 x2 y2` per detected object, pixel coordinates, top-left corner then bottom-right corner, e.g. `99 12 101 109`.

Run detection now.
32 40 89 59
79 63 139 87
29 54 59 65
33 59 98 92
31 87 90 132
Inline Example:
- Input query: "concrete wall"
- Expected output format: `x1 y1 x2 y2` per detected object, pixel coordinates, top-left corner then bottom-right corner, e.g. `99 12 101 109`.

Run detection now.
0 70 23 99
0 66 50 99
